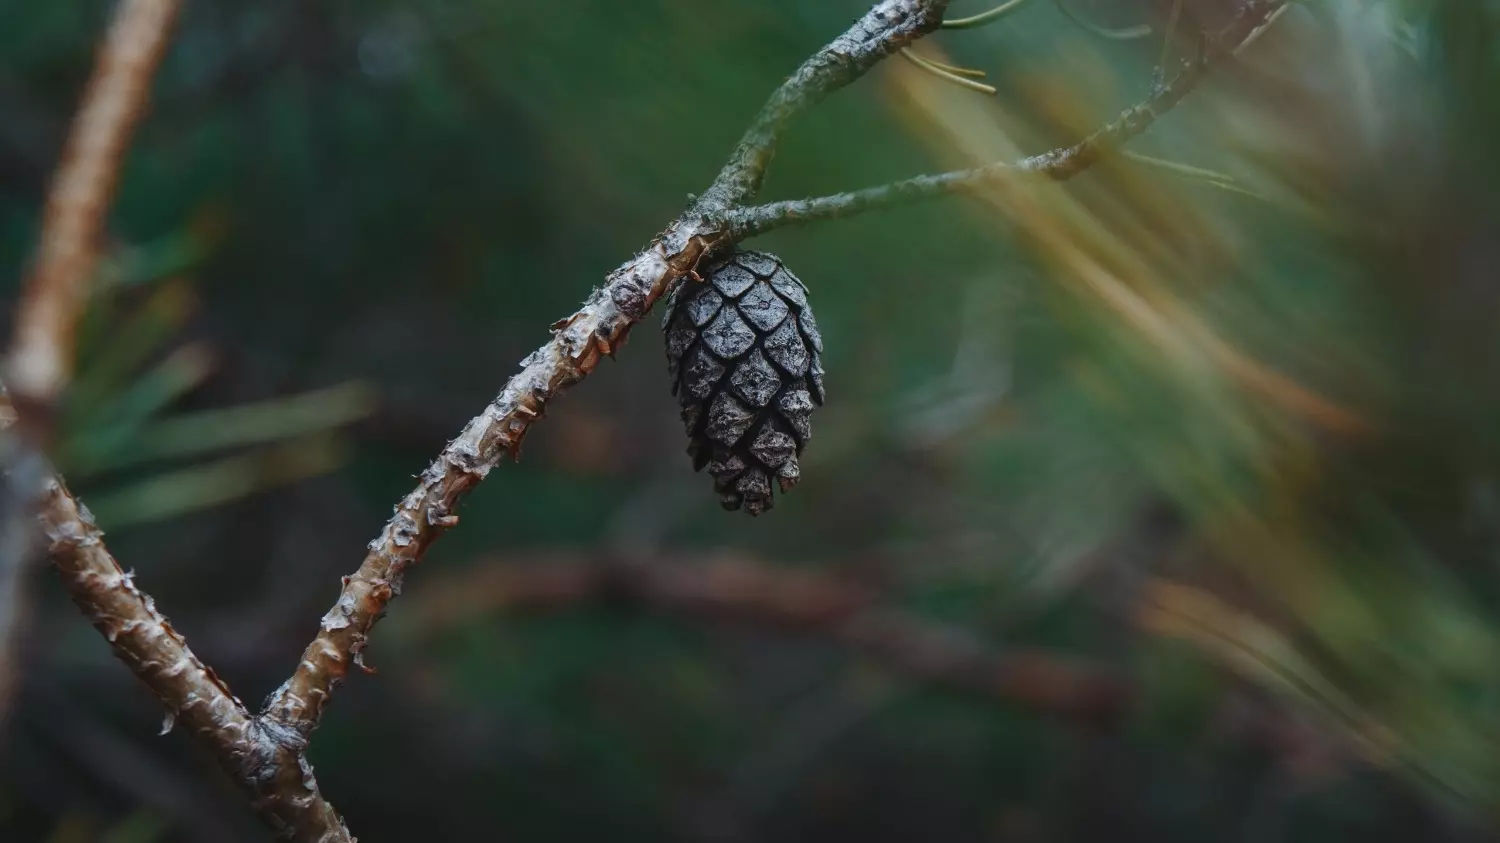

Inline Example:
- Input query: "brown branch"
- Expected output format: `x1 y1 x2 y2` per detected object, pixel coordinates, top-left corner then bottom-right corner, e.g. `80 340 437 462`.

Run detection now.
724 0 1289 239
261 0 1276 746
701 0 952 210
0 389 353 841
14 3 954 839
404 553 1134 724
6 0 180 419
0 2 353 839
41 476 353 842
262 0 954 743
0 0 181 739
1 0 183 735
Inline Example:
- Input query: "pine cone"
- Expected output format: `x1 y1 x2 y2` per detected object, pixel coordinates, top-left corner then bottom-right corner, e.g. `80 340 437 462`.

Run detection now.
662 251 825 515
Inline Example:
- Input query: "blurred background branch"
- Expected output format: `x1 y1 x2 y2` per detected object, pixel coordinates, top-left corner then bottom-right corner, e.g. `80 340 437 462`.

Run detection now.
0 0 182 733
0 0 359 839
6 0 180 419
402 551 1135 722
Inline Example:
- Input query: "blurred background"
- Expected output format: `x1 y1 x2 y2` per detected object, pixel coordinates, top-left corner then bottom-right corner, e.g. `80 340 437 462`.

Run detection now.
4 0 1500 840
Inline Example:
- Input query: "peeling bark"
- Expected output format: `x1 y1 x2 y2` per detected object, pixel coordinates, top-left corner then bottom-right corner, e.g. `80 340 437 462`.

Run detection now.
263 0 955 742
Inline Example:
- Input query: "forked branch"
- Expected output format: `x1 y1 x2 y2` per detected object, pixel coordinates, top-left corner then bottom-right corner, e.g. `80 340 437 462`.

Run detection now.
6 0 181 418
37 462 348 840
261 0 956 745
25 1 1287 840
0 0 183 727
262 0 1288 750
725 0 1289 238
4 0 351 839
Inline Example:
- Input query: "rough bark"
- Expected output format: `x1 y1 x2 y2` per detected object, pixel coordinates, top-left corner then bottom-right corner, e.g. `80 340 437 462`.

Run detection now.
38 471 351 842
262 0 956 743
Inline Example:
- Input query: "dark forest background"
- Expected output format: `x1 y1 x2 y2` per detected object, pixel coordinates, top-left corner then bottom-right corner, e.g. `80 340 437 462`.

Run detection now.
5 1 1500 840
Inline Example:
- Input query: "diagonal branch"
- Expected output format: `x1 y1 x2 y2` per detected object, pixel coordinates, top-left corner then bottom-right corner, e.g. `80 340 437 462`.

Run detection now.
260 0 1282 747
262 0 954 744
23 3 956 840
0 395 350 841
25 2 1282 840
701 0 952 210
2 1 352 839
1 0 181 727
37 465 351 842
723 0 1288 239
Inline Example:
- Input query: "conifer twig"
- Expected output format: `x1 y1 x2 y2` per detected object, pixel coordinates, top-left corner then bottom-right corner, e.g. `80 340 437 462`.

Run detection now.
0 394 353 842
264 0 1287 746
2 1 354 839
724 0 1288 239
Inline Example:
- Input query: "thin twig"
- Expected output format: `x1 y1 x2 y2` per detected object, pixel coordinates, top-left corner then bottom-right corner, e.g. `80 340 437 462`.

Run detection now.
403 553 1135 723
260 0 1282 743
0 389 353 842
724 0 1288 239
261 0 955 744
17 3 956 839
942 0 1035 30
6 0 180 418
699 0 952 211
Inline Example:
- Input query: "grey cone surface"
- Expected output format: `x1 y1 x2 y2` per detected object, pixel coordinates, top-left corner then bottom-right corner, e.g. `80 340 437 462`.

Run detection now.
663 250 825 515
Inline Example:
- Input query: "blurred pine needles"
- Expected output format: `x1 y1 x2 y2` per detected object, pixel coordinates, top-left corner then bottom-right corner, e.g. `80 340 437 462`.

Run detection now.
56 212 373 529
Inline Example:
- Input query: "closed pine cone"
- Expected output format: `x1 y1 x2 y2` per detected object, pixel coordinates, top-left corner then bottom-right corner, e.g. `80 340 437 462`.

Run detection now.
662 251 825 515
